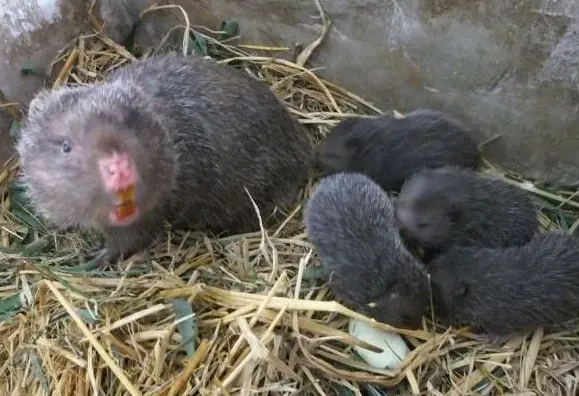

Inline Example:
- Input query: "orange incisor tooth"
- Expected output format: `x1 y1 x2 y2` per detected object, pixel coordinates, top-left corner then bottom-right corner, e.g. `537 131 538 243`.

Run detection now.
115 185 136 219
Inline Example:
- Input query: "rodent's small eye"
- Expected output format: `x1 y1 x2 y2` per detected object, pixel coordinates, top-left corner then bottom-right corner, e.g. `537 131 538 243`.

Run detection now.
61 140 72 154
417 222 429 229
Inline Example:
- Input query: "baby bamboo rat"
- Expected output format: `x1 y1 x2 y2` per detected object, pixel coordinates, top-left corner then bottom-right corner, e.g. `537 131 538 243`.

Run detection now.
318 109 481 192
304 172 430 329
395 166 539 261
429 232 579 336
17 54 314 265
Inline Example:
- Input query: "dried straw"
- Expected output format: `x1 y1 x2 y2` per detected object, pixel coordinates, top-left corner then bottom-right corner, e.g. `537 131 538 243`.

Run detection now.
1 3 579 395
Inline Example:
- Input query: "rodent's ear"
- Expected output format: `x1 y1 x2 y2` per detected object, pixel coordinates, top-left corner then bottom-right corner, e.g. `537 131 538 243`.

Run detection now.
27 89 54 118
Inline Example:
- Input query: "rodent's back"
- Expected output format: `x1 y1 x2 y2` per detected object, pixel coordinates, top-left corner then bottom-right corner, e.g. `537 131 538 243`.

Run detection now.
108 55 314 231
305 173 413 270
397 166 539 252
430 232 579 334
320 109 480 191
305 172 429 328
385 110 480 174
107 55 312 160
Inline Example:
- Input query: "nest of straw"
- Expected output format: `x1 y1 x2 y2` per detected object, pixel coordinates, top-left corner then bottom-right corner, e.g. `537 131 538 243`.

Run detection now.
2 3 579 396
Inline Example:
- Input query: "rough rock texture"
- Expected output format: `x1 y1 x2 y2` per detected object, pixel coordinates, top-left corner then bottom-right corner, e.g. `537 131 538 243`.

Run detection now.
2 0 579 187
0 0 86 164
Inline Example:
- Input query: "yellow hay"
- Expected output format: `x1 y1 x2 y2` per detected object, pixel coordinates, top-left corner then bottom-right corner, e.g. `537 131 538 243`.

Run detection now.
1 3 579 396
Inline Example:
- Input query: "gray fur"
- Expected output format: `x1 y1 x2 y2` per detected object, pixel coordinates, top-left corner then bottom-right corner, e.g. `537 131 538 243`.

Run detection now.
395 166 539 258
430 232 579 335
17 54 314 262
319 109 481 192
304 172 430 329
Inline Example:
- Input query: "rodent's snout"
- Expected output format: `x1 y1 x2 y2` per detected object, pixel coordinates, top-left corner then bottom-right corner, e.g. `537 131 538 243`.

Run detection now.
98 151 137 193
97 151 141 226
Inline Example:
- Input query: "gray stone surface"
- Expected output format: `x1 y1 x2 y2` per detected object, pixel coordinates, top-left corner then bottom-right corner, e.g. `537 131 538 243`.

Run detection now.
2 0 579 186
0 0 88 165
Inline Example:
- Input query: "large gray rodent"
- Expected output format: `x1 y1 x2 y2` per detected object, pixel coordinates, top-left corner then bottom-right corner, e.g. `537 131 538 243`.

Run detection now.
319 109 481 192
429 232 579 335
16 54 314 265
304 172 430 329
395 166 539 260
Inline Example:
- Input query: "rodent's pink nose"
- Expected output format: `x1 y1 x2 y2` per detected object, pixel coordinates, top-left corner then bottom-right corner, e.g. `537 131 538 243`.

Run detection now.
98 152 137 191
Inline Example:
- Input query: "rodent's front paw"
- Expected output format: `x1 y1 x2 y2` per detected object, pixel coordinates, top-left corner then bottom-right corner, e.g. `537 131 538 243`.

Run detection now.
84 248 120 269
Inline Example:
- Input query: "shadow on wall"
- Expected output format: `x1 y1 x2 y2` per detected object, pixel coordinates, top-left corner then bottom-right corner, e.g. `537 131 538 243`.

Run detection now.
1 0 579 186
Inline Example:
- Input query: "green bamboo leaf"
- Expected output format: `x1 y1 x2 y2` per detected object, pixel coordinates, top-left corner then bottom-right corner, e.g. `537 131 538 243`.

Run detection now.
20 237 51 255
122 20 142 55
0 293 23 322
302 265 326 281
188 32 208 56
218 19 240 40
9 119 21 142
171 298 197 356
76 309 99 325
8 181 47 233
29 351 50 393
20 62 47 78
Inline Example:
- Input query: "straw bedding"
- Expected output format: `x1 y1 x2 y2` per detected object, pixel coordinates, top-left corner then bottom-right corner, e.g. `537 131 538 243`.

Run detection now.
1 3 579 395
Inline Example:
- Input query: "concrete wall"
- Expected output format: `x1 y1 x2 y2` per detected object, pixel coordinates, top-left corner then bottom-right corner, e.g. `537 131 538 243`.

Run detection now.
2 0 579 186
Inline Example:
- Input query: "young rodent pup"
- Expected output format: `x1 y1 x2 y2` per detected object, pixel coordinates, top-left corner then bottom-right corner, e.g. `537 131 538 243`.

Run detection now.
429 232 579 336
17 54 314 265
304 172 430 329
319 109 481 192
395 166 539 260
